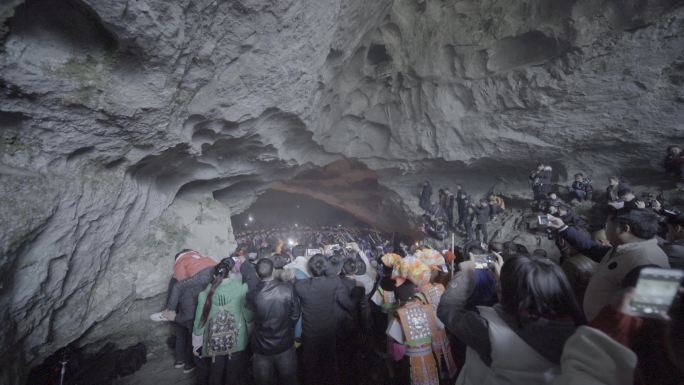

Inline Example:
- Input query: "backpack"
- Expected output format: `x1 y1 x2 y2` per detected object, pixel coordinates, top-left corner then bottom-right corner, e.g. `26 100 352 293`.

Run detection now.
206 303 239 359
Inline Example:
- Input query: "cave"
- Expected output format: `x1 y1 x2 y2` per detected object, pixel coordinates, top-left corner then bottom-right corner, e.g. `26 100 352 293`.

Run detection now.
1 0 684 383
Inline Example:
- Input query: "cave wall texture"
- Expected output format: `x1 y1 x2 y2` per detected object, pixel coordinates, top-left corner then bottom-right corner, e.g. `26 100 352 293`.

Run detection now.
1 0 683 382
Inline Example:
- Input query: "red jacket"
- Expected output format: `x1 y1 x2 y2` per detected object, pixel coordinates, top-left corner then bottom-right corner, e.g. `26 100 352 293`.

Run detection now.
173 251 216 281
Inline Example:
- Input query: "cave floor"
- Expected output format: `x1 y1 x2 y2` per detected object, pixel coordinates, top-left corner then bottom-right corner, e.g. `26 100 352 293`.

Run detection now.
118 344 196 385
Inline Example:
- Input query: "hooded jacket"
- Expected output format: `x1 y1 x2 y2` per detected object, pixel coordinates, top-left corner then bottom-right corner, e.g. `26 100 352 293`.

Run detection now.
552 326 636 385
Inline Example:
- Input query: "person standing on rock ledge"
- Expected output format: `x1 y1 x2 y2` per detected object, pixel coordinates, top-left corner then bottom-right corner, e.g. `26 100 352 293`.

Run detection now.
529 163 553 201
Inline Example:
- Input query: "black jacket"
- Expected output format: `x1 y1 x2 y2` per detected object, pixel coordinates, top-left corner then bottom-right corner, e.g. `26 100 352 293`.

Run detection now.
165 267 213 323
250 279 301 355
471 205 491 225
295 276 354 340
456 193 468 213
339 276 372 335
663 240 684 269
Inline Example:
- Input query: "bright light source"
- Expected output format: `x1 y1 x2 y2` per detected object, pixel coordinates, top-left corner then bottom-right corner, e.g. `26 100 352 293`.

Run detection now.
294 223 298 227
244 223 248 227
288 238 296 246
248 216 253 222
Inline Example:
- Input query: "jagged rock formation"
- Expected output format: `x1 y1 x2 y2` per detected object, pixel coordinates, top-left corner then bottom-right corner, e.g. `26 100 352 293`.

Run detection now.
1 0 683 383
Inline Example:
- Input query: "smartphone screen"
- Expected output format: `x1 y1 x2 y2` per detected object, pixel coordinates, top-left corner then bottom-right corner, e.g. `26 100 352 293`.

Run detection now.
538 215 549 226
471 254 494 269
630 268 683 317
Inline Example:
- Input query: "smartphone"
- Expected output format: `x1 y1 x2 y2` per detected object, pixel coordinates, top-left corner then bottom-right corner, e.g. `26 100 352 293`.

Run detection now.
471 254 496 269
629 267 683 318
537 215 549 226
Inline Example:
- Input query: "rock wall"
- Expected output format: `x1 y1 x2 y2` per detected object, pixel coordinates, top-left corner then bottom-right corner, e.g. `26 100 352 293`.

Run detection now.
0 0 683 382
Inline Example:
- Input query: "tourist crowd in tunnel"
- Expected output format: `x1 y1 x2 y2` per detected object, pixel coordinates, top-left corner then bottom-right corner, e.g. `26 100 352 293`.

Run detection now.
27 144 684 385
25 144 656 385
138 148 684 385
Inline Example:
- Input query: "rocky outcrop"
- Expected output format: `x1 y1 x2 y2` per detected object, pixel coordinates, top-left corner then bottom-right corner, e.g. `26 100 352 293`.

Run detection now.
1 0 683 382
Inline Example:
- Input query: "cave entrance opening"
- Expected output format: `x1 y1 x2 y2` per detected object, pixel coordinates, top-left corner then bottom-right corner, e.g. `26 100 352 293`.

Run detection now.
231 189 371 233
229 159 422 247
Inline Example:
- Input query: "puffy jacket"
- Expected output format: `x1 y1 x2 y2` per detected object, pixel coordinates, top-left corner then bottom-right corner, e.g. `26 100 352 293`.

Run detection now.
552 326 636 385
166 267 214 323
250 279 301 355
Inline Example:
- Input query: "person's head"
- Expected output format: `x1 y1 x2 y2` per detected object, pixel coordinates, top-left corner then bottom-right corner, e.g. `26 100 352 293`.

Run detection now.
479 198 487 207
292 245 306 258
574 173 584 182
257 247 271 260
537 163 544 171
489 242 504 253
666 212 684 242
667 145 682 155
609 176 620 186
308 254 327 277
499 256 586 326
605 208 660 245
342 259 357 276
515 244 529 256
256 258 274 280
548 192 558 200
456 184 462 191
502 241 517 261
459 191 467 198
271 253 289 270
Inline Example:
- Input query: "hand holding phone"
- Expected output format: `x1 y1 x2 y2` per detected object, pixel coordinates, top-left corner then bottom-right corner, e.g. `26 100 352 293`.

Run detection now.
629 267 683 318
537 215 550 226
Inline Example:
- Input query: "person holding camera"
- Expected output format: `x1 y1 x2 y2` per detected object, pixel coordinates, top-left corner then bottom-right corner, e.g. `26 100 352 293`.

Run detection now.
471 199 492 244
437 253 585 385
529 163 553 200
546 208 670 321
569 173 593 202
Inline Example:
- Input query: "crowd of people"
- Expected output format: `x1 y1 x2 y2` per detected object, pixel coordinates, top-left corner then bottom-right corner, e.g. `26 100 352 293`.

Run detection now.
149 146 684 385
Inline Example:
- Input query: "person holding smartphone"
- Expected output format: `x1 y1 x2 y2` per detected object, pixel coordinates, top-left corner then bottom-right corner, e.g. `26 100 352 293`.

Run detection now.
437 253 585 385
547 208 670 321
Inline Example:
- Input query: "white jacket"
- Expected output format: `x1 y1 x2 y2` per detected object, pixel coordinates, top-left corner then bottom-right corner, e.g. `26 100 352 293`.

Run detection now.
456 306 560 385
553 326 636 385
584 238 669 320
